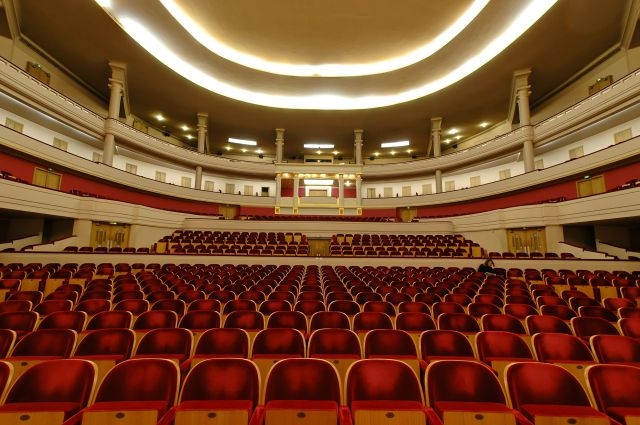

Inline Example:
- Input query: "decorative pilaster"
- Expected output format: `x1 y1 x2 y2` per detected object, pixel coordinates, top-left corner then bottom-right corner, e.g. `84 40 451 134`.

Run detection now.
275 128 285 163
514 69 535 172
354 129 364 165
102 78 123 166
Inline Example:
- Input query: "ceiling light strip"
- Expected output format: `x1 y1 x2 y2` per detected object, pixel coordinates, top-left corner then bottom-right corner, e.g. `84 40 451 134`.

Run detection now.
158 0 489 77
111 0 557 110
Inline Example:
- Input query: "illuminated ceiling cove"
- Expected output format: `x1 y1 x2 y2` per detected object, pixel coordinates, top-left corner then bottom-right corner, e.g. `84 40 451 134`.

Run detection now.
98 0 557 110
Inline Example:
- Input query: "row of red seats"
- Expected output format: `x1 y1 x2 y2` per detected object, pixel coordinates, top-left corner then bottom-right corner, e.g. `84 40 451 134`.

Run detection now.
1 302 639 349
0 330 638 424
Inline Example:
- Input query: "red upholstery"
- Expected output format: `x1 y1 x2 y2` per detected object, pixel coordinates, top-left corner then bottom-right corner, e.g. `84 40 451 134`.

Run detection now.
266 311 307 334
525 315 572 335
476 331 533 364
587 364 640 424
590 334 640 366
308 328 361 359
420 330 477 363
85 310 133 330
73 328 135 362
532 332 595 363
67 358 179 424
0 300 33 313
37 311 87 332
8 328 77 359
0 329 16 358
132 328 194 369
506 362 609 423
263 358 342 423
0 359 96 420
224 311 265 332
178 310 221 330
132 310 179 330
0 311 38 338
192 328 250 359
251 328 305 359
159 358 260 425
424 360 529 425
309 311 351 332
346 359 426 423
396 312 436 332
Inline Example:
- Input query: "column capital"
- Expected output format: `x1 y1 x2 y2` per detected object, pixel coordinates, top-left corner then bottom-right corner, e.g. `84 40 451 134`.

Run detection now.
513 68 532 83
197 112 208 126
430 117 443 132
354 129 364 141
275 128 285 139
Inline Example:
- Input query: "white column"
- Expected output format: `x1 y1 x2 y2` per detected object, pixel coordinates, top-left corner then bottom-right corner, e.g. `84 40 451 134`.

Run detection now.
355 175 362 204
194 166 203 190
194 113 208 189
354 129 364 165
196 113 208 153
102 78 123 166
338 174 344 207
275 173 282 204
293 174 300 208
515 69 535 173
431 117 443 192
275 128 285 163
431 117 442 157
435 170 443 193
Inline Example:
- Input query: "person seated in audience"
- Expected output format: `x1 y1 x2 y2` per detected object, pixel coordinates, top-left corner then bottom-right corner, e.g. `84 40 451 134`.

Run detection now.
478 259 496 274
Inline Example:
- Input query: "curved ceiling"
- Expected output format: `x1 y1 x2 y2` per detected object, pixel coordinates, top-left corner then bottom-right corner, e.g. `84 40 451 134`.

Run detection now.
8 0 633 162
103 0 556 109
159 0 488 77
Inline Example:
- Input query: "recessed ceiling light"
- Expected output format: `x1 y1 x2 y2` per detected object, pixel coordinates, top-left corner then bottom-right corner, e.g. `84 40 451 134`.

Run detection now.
455 135 463 140
155 113 165 122
224 146 232 151
447 128 459 135
479 122 490 128
333 151 339 155
390 151 396 155
180 125 190 131
256 149 263 154
374 152 380 156
185 135 193 140
381 140 410 148
443 138 451 144
304 143 334 149
228 137 257 146
241 148 247 153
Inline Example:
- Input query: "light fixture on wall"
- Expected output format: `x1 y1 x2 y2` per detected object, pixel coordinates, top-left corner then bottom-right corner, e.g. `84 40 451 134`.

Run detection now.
228 137 257 146
381 140 409 148
304 179 333 185
304 143 334 149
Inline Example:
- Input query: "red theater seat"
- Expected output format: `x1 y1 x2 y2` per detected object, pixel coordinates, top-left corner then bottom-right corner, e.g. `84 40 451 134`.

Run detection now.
0 359 96 423
424 359 530 425
506 362 612 424
159 358 260 425
586 364 640 425
262 358 344 425
346 359 427 425
65 358 179 425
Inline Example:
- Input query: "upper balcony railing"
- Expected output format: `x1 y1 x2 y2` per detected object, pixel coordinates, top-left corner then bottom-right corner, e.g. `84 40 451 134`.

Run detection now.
1 55 640 180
